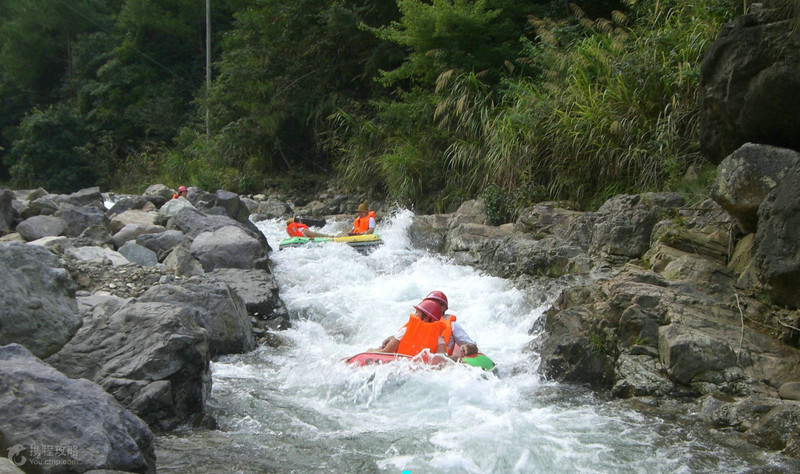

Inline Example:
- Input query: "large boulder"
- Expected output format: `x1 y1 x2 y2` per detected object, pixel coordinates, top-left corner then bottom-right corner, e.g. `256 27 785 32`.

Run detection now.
136 229 187 260
190 225 268 272
56 205 110 238
110 209 158 234
255 197 292 219
214 189 250 224
164 245 205 277
0 243 81 358
118 242 158 267
137 280 255 356
106 195 154 216
15 215 66 241
59 187 105 209
699 14 800 163
112 223 165 248
157 197 195 225
209 268 290 329
46 300 212 431
754 162 800 308
710 143 800 233
66 246 130 266
0 344 156 473
408 214 450 253
0 188 14 235
142 184 173 208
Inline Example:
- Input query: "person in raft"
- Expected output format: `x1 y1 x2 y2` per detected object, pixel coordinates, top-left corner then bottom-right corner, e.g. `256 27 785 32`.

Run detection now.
172 185 188 199
374 291 480 361
422 290 480 360
346 203 375 236
285 216 330 238
369 299 451 362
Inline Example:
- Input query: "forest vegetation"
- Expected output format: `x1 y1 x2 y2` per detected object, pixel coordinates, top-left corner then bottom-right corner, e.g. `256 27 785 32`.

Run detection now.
2 0 778 218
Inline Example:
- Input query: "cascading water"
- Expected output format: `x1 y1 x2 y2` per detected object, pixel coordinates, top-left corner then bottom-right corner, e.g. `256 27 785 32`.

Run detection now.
155 210 798 473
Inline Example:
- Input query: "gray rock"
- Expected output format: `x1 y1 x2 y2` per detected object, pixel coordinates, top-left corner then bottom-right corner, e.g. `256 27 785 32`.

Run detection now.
112 223 165 248
156 197 194 225
46 301 211 431
612 353 676 398
164 246 205 277
0 344 156 473
21 194 60 219
73 224 114 248
136 229 186 260
0 188 14 235
0 233 24 243
589 194 660 259
744 403 800 451
118 242 158 267
209 268 290 329
240 197 259 213
699 15 800 163
779 382 800 401
61 187 105 209
710 143 800 233
710 395 779 432
138 280 255 356
0 243 81 358
0 457 24 473
408 215 450 252
56 205 110 238
28 235 74 254
305 200 332 217
142 184 173 208
110 209 158 234
106 195 152 216
66 246 129 266
754 162 800 308
450 199 488 227
15 215 66 241
190 225 267 272
215 189 250 224
12 187 48 202
256 197 292 218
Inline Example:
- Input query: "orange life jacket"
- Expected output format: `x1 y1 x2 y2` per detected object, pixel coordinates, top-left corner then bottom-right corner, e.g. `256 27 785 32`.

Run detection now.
351 211 376 234
172 193 179 199
441 314 457 356
286 222 309 237
396 314 446 356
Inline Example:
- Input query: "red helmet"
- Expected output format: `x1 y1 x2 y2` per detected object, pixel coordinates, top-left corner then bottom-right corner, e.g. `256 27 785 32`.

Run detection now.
413 299 443 322
425 290 448 311
178 186 188 193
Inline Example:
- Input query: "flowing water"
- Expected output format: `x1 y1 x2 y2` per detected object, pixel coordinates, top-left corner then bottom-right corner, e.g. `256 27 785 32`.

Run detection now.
155 210 799 473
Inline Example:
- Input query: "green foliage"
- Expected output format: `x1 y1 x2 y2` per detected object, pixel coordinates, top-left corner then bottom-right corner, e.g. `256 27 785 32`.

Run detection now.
483 185 513 225
5 104 98 193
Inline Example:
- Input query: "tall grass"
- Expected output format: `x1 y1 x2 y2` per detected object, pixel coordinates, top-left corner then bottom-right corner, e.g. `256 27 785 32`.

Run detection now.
332 0 740 212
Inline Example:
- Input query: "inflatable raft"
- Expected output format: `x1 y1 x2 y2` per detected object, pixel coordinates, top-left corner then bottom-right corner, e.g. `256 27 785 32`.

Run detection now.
343 351 496 372
278 233 383 252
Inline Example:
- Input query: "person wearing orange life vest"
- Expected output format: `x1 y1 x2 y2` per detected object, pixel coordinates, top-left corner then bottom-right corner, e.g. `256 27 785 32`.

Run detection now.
423 290 479 360
285 216 330 238
346 203 375 236
369 299 450 361
172 185 188 199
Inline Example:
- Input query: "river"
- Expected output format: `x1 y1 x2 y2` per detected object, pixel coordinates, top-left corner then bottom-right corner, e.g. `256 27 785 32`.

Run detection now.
155 209 798 473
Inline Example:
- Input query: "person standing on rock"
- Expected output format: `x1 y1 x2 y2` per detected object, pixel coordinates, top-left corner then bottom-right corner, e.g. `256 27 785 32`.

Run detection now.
345 203 375 236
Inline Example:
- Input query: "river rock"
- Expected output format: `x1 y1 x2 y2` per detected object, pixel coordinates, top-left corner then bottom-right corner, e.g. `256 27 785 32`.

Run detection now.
754 162 800 309
164 246 205 277
110 209 158 234
0 344 156 473
450 199 488 227
118 242 158 267
22 194 60 219
137 280 255 356
66 246 129 266
112 223 165 248
56 205 110 238
13 187 48 202
214 189 250 224
408 214 450 252
106 195 153 216
0 242 80 358
744 403 800 451
73 224 114 248
589 194 666 259
0 188 14 235
28 235 74 254
709 394 779 432
779 382 800 401
256 197 291 219
209 268 290 330
46 301 212 431
190 225 268 272
15 215 66 241
710 143 800 233
136 229 186 260
157 197 194 225
142 184 173 208
612 353 676 398
699 13 800 164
